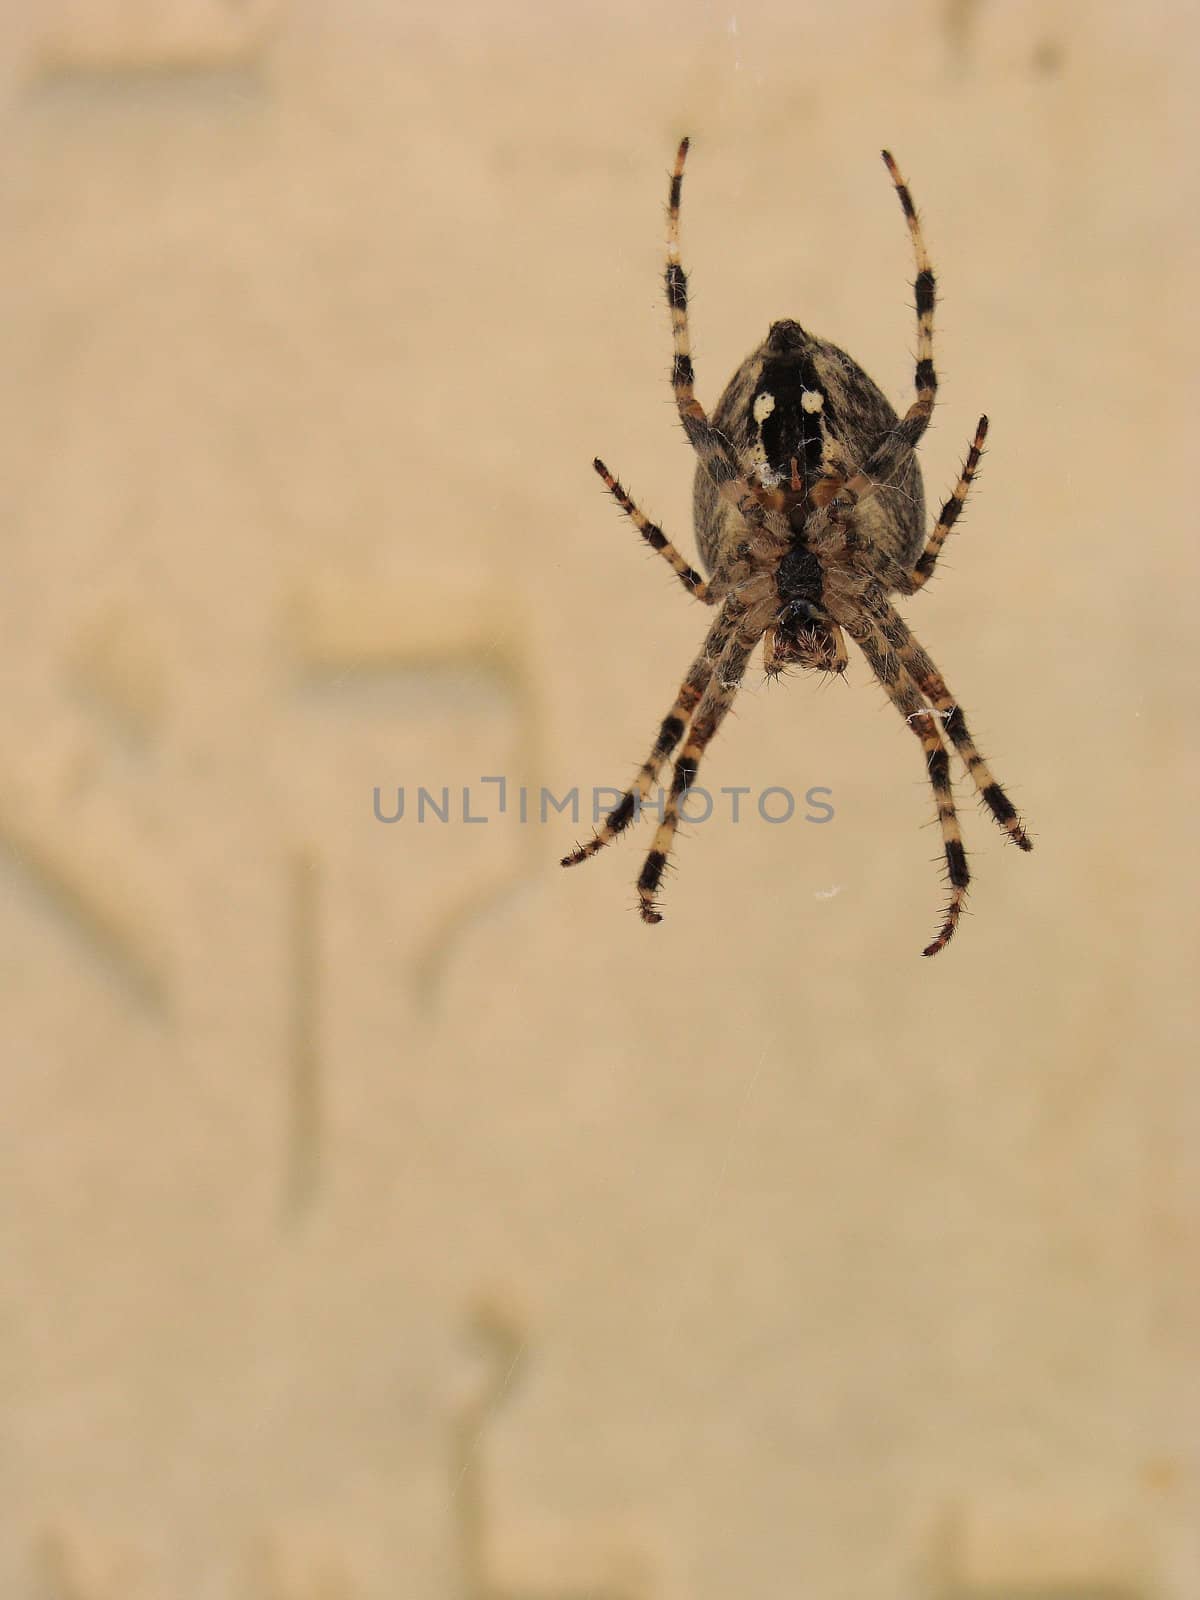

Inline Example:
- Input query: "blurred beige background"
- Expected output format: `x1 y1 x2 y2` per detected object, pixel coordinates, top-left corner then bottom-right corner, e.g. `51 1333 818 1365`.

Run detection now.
1 1 1197 1596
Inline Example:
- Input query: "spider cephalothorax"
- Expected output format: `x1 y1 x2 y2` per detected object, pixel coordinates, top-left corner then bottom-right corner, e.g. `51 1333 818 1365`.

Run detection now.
563 139 1032 956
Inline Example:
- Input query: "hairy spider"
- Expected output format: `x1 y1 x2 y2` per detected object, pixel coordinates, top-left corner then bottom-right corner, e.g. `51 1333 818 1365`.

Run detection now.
562 138 1032 956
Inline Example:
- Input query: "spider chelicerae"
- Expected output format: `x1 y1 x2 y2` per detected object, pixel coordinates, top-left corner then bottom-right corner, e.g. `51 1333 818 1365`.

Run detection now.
563 138 1032 956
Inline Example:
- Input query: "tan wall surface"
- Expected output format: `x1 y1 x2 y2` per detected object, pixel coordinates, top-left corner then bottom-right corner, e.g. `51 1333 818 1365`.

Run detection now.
1 1 1196 1596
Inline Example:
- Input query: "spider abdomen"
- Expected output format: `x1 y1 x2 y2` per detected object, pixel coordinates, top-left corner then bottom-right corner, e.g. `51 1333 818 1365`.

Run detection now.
693 324 926 579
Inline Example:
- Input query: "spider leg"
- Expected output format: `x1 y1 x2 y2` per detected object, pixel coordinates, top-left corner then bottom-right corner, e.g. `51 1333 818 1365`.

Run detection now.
856 624 969 957
819 519 911 593
883 149 937 420
868 597 1033 852
561 593 745 866
832 419 989 595
907 416 989 592
664 138 775 532
637 618 763 922
833 151 938 510
592 457 715 604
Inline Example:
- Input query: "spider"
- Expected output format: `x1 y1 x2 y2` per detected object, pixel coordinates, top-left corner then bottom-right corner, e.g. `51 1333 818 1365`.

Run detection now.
562 138 1032 956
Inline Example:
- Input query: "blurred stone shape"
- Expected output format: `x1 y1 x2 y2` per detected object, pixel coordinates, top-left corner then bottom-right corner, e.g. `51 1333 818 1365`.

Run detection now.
35 0 283 74
36 1527 155 1600
929 1502 1152 1598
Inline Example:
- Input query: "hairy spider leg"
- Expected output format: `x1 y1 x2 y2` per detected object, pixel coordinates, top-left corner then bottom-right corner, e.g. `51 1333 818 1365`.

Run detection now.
665 138 777 533
561 590 756 866
906 415 989 591
883 612 1033 852
636 600 773 922
835 150 939 509
592 458 715 603
856 625 970 956
815 415 989 602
